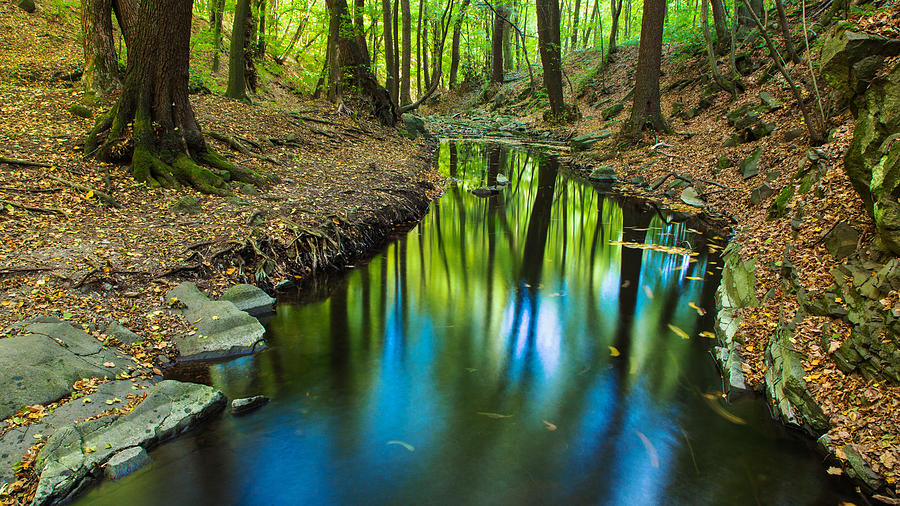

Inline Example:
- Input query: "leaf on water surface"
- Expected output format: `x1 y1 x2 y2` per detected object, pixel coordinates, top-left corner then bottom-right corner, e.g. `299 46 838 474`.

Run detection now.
477 412 514 419
543 420 557 431
826 466 843 476
465 368 477 373
636 431 660 468
667 324 690 340
688 302 707 316
701 395 746 425
643 286 654 299
387 441 415 452
685 276 704 281
699 331 716 339
609 346 621 357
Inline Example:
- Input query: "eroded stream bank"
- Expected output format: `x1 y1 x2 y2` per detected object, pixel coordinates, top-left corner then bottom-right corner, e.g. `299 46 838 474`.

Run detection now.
74 139 853 505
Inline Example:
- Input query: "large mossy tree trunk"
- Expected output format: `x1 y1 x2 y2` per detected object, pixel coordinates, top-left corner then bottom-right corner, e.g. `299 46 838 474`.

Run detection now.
86 0 264 195
81 0 120 94
625 0 668 138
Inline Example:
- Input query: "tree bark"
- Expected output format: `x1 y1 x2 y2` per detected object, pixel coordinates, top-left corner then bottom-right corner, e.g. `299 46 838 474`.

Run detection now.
571 0 581 48
354 0 370 64
381 0 396 100
393 0 400 102
536 0 566 118
626 0 668 137
86 0 264 194
702 0 739 96
328 0 398 124
401 0 412 104
256 0 266 58
608 0 624 55
226 0 252 99
210 0 225 71
774 0 800 63
491 3 504 82
709 0 728 52
449 0 470 88
81 0 120 94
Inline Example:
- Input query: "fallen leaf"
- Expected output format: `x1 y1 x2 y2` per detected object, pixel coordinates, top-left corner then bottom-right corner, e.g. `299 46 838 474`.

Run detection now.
688 302 707 316
543 420 557 431
477 411 513 419
609 345 620 357
826 466 843 476
668 324 690 340
386 440 415 452
636 431 660 468
102 361 115 367
699 331 716 339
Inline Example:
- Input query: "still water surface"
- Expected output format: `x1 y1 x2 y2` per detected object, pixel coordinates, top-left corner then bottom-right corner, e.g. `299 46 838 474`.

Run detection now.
79 141 852 505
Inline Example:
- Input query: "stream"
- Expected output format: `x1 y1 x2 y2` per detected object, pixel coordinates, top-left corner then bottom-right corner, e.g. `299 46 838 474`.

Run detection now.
77 140 853 505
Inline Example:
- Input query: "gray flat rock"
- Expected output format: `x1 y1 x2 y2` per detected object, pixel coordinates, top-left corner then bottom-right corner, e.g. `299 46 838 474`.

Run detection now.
103 321 144 346
103 446 151 481
220 284 275 316
0 324 131 420
32 380 225 506
0 379 154 486
168 282 266 361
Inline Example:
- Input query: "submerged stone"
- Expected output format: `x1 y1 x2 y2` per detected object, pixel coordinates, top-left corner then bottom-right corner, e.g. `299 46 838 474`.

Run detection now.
231 395 270 415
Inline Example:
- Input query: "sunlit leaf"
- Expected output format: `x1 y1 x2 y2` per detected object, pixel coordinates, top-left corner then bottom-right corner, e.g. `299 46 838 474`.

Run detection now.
643 285 654 299
701 394 746 425
685 276 704 281
667 324 690 340
476 411 513 419
543 420 557 431
386 440 415 452
688 302 706 316
699 331 716 339
636 431 660 468
609 346 620 357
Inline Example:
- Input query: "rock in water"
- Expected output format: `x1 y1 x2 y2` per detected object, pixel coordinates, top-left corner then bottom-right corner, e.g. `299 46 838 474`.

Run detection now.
680 187 705 208
231 395 270 415
220 284 275 316
104 447 151 481
168 282 266 361
588 165 617 183
495 174 510 185
470 186 503 197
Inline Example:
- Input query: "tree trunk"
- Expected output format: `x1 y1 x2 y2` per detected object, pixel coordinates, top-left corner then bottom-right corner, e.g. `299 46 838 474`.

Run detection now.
226 0 252 99
737 0 762 30
86 0 265 194
381 0 396 100
709 0 727 52
423 21 430 89
256 0 266 58
328 0 398 125
354 0 370 64
571 0 581 48
536 0 566 118
626 0 668 137
774 0 800 63
401 0 411 104
81 0 120 94
416 0 422 96
210 0 225 71
608 0 623 55
491 3 504 82
702 0 739 96
393 0 400 103
503 6 514 70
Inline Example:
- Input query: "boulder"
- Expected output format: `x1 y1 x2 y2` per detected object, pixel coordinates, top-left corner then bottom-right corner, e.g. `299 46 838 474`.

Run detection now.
0 323 130 420
824 222 859 260
68 104 92 119
588 165 617 183
401 113 429 140
103 321 143 346
17 0 34 12
170 196 201 215
569 131 612 151
31 381 225 506
168 282 266 361
220 284 275 316
758 91 782 112
231 395 269 415
749 182 776 205
601 103 624 120
680 187 705 208
821 25 900 101
470 186 503 198
739 147 763 180
103 447 151 481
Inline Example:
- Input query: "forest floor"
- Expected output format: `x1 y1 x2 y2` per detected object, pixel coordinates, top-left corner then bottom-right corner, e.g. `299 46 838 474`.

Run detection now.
435 17 900 498
0 3 438 497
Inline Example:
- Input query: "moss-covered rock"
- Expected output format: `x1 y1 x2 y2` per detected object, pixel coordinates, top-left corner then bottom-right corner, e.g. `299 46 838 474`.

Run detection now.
68 104 92 119
820 24 900 103
16 0 35 13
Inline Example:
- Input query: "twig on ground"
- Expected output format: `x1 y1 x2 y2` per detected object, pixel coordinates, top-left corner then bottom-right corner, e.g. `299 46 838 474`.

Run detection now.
43 175 120 207
0 157 52 168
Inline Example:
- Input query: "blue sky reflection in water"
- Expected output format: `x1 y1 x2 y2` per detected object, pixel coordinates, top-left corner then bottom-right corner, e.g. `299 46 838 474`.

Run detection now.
77 141 853 505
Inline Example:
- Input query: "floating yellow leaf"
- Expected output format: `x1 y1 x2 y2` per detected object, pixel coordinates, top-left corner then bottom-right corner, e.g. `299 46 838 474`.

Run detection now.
387 440 415 452
225 267 236 275
85 190 94 199
543 420 557 431
609 346 620 357
477 411 513 419
699 331 716 339
688 302 707 316
702 395 746 425
668 324 690 339
685 276 704 281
